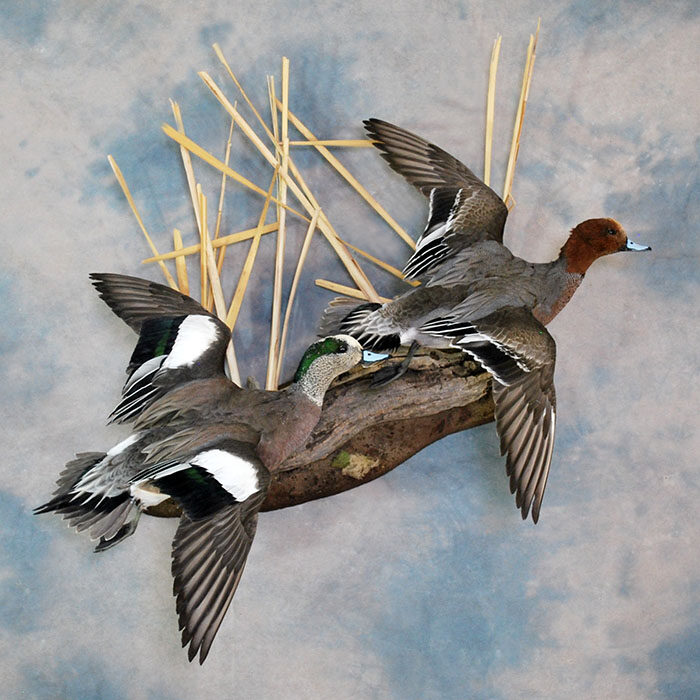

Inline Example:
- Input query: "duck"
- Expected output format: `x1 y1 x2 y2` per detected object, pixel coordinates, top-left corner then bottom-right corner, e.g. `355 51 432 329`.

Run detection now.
322 118 651 524
35 273 363 664
90 273 235 424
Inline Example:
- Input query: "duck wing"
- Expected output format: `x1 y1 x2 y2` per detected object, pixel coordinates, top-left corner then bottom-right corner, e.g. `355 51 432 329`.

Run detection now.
421 307 556 522
90 273 234 423
90 273 213 330
364 119 508 280
131 439 270 664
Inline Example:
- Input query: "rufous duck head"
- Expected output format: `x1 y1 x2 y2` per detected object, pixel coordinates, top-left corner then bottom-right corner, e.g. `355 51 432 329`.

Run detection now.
561 218 651 274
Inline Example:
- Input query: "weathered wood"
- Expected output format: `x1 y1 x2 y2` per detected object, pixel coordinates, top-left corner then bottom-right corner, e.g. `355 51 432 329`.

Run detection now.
146 350 494 517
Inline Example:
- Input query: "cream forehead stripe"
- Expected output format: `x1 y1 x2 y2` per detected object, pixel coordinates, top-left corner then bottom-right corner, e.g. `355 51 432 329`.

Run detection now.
192 450 260 501
162 315 221 369
330 334 362 349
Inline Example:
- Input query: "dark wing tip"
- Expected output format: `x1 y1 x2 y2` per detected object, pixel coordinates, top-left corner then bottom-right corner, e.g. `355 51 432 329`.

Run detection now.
186 641 198 663
363 117 386 130
362 119 508 269
171 489 266 665
88 272 214 333
521 498 540 523
89 271 136 290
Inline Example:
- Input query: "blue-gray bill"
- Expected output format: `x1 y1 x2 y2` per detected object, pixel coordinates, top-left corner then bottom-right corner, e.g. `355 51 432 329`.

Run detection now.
626 239 651 251
362 349 390 364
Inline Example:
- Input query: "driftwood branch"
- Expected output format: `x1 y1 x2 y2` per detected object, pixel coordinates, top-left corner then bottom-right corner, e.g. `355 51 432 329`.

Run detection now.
147 350 494 517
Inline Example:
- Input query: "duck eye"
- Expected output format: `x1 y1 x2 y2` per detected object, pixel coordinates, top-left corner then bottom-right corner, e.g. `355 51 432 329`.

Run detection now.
606 228 616 236
337 342 348 353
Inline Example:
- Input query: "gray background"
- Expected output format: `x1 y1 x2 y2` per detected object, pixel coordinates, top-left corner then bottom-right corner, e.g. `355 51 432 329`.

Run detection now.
2 1 699 698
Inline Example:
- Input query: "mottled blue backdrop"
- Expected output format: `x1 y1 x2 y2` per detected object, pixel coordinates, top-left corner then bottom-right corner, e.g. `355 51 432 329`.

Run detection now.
2 1 699 698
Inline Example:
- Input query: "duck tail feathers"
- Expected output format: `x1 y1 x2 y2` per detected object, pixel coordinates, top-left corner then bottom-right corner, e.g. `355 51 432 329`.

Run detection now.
320 297 402 352
34 452 142 551
37 452 107 501
318 296 373 336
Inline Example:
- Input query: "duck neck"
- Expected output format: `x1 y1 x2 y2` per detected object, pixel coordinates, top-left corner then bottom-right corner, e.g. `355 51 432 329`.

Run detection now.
293 356 338 406
559 236 599 275
532 257 585 325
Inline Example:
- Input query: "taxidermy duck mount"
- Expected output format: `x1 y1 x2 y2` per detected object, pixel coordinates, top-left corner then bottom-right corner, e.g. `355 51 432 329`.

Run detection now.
99 25 645 522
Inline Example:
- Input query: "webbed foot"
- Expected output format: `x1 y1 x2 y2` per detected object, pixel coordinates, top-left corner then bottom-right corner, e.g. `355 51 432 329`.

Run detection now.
370 342 419 387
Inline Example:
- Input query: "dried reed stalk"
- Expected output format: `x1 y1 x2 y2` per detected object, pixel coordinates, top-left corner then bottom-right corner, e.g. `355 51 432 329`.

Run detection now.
161 124 309 222
315 279 391 303
196 184 209 307
277 102 415 250
199 71 380 302
502 20 540 208
107 155 177 289
213 43 277 145
196 186 241 384
267 75 280 144
142 222 279 263
215 116 236 276
484 34 502 187
266 76 282 276
266 57 290 390
276 208 321 385
170 101 202 233
266 74 281 223
172 228 189 295
339 238 419 286
225 171 279 330
289 139 373 147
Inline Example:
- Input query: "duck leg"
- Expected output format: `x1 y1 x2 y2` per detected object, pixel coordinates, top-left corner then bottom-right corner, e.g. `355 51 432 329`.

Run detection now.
371 341 419 387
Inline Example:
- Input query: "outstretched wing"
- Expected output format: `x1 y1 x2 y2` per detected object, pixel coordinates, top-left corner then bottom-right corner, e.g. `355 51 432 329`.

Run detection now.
421 307 557 522
364 119 508 280
90 274 232 423
172 499 263 664
90 273 212 331
132 440 269 664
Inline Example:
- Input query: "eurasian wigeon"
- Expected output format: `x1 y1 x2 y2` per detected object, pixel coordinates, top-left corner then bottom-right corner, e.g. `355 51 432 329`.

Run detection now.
323 118 651 523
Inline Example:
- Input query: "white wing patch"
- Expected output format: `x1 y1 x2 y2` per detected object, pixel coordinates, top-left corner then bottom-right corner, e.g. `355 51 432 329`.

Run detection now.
193 450 260 501
455 331 533 374
415 222 448 252
445 188 464 228
162 315 220 369
425 187 436 222
421 320 533 383
123 355 165 393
